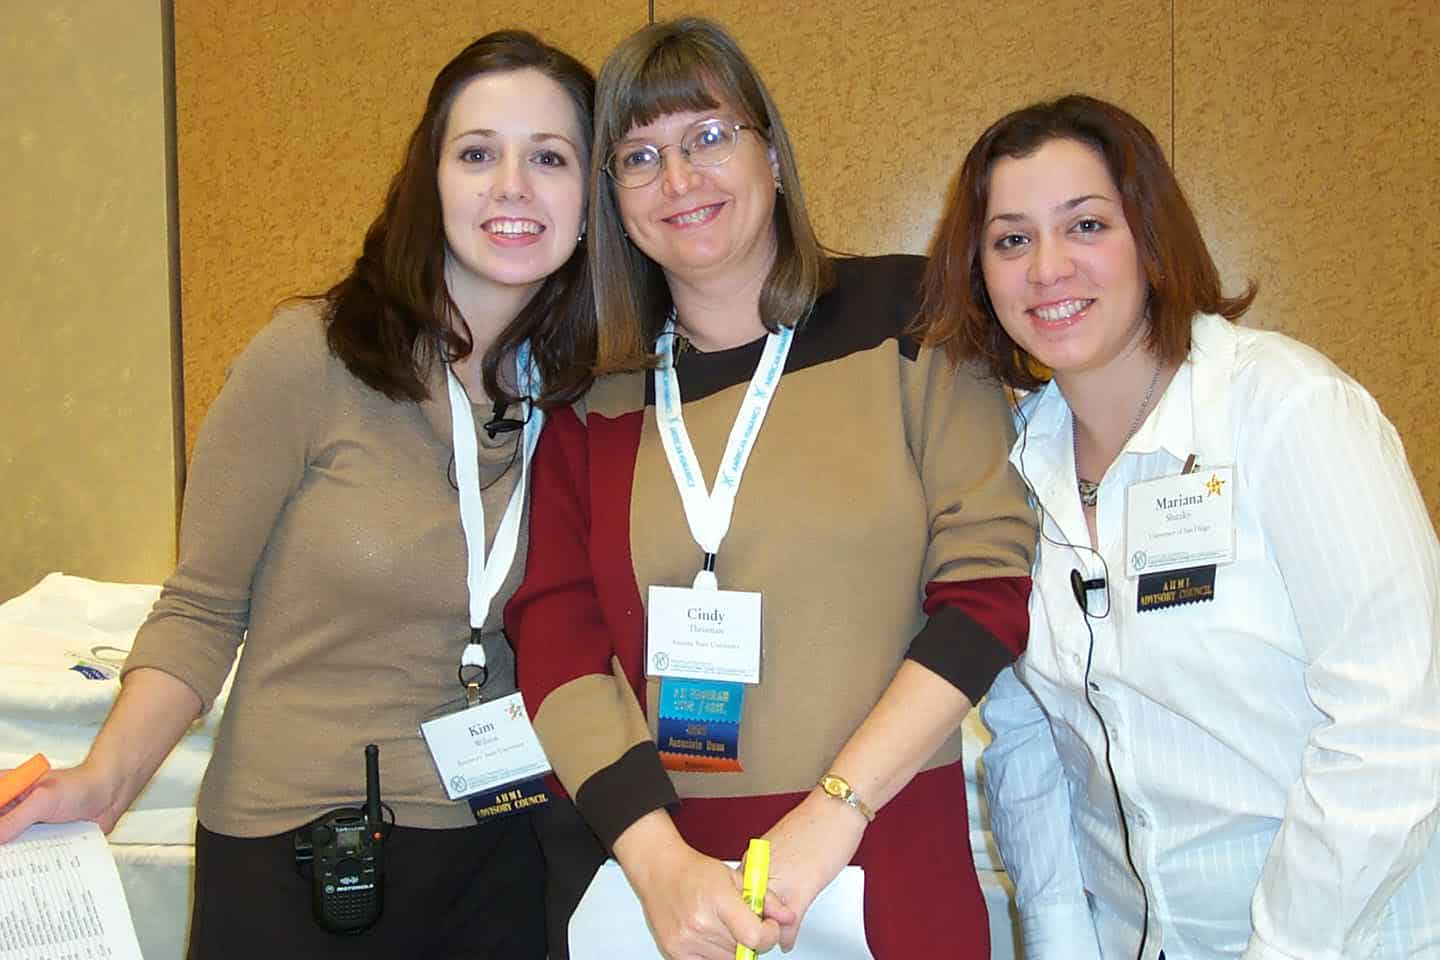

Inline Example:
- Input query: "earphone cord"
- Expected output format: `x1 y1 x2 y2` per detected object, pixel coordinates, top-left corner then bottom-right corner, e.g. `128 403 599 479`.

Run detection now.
1012 391 1152 960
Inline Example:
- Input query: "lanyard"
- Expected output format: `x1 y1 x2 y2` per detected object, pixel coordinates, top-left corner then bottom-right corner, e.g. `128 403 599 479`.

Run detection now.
654 317 793 590
447 343 545 670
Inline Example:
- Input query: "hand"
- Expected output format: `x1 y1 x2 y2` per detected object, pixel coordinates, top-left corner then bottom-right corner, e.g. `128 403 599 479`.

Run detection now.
617 812 787 960
760 789 867 951
0 763 127 844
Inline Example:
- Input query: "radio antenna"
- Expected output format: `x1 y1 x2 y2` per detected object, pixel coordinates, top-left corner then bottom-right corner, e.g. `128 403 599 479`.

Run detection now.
364 743 382 836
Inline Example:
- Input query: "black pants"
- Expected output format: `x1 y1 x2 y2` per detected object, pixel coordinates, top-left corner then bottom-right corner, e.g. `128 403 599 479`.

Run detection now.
530 794 607 960
187 814 546 960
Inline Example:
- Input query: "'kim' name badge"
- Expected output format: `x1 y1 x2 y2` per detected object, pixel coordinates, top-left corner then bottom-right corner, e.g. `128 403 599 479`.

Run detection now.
1124 467 1236 578
646 585 762 684
419 692 552 802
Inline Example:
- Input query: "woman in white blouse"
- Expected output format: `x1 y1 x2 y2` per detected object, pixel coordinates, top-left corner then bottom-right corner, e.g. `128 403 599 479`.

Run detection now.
917 94 1440 960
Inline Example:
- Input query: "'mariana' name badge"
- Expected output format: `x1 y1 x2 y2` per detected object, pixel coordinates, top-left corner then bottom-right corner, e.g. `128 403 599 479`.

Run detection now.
419 692 552 801
1124 467 1235 578
646 585 762 684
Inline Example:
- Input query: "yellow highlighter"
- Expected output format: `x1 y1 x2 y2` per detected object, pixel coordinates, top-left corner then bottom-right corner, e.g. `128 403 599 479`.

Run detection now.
736 837 771 960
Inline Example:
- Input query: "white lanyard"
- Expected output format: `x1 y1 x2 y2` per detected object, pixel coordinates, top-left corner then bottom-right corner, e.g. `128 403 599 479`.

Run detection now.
654 317 793 590
447 343 545 669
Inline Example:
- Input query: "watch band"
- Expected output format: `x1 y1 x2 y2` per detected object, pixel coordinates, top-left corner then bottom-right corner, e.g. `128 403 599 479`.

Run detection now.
818 773 875 822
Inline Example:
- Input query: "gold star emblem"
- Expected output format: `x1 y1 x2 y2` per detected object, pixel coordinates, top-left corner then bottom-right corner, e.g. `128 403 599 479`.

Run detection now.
1206 473 1226 497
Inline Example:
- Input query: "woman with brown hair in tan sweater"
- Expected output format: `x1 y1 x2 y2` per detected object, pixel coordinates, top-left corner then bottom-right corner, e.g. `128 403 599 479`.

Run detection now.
0 31 596 959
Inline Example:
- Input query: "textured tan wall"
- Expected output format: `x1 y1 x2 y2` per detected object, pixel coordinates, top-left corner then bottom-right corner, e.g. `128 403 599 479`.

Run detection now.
0 1 181 601
660 0 1172 256
177 1 1440 519
173 1 648 459
1175 0 1440 519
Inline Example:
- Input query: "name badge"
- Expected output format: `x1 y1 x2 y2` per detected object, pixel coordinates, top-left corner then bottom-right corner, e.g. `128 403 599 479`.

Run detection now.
1124 467 1235 578
419 692 552 801
646 585 762 684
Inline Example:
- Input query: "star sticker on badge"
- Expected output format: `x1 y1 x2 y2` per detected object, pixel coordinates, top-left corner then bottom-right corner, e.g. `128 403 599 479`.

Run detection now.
1206 473 1226 496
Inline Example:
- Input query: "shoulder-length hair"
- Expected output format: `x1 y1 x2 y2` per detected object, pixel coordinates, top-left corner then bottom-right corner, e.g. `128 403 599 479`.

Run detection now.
917 93 1256 390
589 17 832 372
323 30 597 408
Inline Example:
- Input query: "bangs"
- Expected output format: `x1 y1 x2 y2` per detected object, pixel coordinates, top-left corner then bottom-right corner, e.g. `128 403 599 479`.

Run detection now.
601 39 763 144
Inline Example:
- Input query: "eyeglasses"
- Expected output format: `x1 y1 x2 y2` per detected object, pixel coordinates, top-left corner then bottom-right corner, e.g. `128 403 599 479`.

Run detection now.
604 119 763 189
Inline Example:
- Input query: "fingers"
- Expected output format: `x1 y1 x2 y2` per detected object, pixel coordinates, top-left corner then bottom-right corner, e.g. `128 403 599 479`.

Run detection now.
717 891 780 956
0 768 117 844
778 916 799 953
759 889 798 928
654 913 736 960
0 778 55 844
755 880 807 952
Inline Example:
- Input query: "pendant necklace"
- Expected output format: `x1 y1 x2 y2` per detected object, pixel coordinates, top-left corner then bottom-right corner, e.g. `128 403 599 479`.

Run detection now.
1074 361 1163 509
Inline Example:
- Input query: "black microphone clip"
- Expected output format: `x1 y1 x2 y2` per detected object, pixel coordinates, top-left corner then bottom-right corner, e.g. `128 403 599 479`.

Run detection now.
1069 569 1107 614
482 400 525 440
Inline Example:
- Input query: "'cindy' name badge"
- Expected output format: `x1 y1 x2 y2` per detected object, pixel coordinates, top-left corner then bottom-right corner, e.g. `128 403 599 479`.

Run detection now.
419 692 552 801
646 585 762 684
1124 467 1236 578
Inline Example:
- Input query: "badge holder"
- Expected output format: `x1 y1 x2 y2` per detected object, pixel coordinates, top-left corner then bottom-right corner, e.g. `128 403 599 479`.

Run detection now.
647 552 762 773
419 634 553 824
645 317 791 774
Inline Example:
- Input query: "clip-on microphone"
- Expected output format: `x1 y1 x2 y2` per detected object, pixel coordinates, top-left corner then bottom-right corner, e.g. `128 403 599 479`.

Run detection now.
1070 569 1107 614
482 400 526 440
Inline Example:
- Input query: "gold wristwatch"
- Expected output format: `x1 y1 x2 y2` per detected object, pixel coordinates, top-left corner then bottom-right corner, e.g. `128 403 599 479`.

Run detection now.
818 774 874 822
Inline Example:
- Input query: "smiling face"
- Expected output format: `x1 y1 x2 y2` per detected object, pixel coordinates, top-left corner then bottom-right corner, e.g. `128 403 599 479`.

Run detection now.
612 106 779 288
980 137 1150 379
436 68 586 317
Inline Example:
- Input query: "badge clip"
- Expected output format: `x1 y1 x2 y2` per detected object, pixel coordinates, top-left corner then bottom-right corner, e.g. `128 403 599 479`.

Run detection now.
457 662 488 707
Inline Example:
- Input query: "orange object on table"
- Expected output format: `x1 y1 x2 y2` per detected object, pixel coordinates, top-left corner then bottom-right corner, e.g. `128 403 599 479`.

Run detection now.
0 753 51 808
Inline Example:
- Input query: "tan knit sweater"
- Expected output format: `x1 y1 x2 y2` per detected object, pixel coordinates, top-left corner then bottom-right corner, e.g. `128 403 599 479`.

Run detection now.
125 304 526 834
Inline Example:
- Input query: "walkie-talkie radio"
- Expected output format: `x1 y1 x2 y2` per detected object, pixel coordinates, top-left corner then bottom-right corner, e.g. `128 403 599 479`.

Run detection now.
293 743 387 933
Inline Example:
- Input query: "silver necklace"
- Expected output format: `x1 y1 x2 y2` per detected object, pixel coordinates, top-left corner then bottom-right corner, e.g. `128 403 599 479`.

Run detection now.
1074 362 1163 508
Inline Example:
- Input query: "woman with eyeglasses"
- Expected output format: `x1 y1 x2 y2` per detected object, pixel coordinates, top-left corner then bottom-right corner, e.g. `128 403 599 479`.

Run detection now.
920 94 1440 959
506 17 1035 960
0 32 596 959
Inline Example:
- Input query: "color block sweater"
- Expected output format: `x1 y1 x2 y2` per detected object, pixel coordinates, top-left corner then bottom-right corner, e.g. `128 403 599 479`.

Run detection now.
508 255 1035 849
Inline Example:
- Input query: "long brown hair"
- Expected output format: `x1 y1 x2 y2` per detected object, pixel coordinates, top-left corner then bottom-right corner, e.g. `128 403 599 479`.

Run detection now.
323 31 597 408
588 17 832 373
917 93 1256 389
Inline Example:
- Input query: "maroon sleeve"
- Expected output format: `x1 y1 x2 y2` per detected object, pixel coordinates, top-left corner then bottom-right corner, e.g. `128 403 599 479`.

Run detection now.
506 405 678 849
911 576 1032 704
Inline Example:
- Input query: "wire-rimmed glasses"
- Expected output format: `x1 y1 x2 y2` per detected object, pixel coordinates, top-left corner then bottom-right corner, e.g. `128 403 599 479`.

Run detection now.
604 119 763 189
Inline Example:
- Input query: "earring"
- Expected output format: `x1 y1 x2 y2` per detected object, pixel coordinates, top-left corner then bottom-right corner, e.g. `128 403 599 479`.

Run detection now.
773 173 784 195
577 232 585 243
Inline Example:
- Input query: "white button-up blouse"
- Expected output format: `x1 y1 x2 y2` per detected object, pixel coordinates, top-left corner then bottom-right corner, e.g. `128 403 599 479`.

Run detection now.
982 313 1440 960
